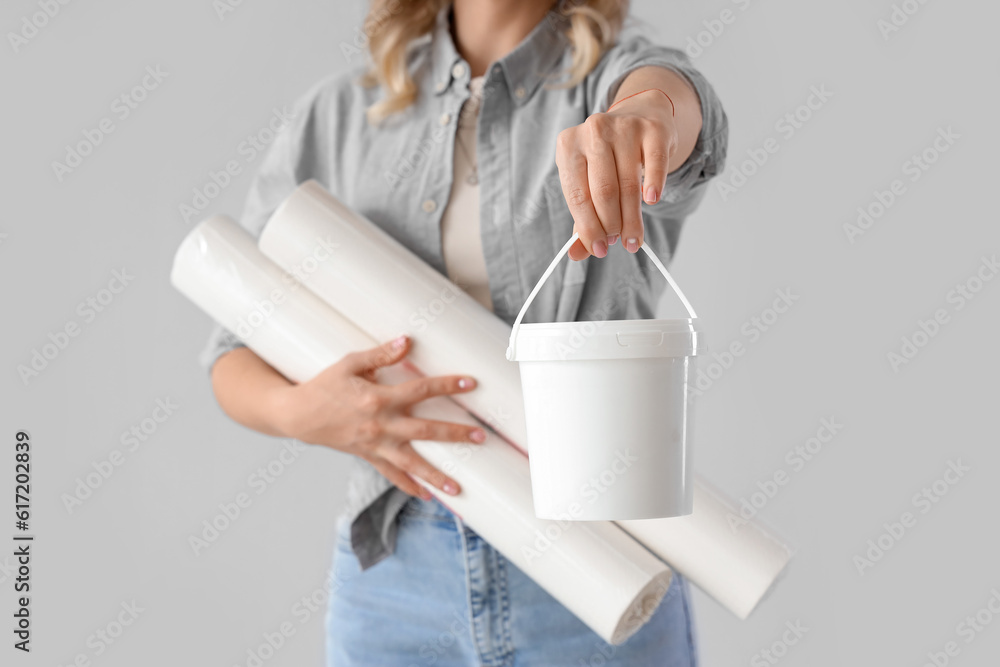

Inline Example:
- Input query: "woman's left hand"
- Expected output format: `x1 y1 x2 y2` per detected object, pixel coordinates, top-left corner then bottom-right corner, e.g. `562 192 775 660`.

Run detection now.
555 88 678 261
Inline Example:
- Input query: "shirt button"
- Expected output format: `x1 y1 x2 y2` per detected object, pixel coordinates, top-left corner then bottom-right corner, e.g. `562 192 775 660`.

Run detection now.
514 86 527 100
439 113 451 125
422 199 437 213
435 81 447 93
452 63 466 79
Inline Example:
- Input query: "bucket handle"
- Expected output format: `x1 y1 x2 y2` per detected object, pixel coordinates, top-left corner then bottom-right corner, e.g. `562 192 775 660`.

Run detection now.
505 232 698 361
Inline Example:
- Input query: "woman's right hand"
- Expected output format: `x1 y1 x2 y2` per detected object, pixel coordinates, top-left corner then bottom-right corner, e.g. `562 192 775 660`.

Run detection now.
276 335 486 500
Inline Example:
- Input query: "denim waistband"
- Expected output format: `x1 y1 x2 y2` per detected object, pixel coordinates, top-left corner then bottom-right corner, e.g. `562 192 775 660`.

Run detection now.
400 493 460 522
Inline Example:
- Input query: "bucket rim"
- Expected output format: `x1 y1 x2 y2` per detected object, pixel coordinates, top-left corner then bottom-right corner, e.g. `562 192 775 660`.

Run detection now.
510 318 701 361
516 317 701 331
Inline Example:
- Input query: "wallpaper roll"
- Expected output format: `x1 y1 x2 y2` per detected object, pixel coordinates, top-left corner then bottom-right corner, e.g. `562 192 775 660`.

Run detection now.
171 215 673 645
618 480 794 620
259 180 794 619
260 181 528 440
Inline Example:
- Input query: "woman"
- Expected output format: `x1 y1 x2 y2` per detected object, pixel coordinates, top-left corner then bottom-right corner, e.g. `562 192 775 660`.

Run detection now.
201 0 727 664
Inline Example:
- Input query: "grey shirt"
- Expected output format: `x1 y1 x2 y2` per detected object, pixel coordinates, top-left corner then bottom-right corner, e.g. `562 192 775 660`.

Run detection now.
199 3 728 570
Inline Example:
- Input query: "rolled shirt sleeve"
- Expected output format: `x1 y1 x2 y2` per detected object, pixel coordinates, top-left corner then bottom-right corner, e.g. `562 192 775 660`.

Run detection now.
196 80 328 374
586 28 729 209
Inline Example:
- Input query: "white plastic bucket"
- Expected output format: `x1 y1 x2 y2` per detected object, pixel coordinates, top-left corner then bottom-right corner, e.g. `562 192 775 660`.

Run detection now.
506 233 701 521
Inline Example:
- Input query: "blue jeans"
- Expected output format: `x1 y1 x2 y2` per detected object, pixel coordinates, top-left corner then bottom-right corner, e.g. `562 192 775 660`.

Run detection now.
325 495 698 666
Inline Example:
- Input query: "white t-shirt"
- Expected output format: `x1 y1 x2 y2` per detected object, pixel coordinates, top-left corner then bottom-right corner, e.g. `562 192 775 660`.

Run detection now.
440 75 494 312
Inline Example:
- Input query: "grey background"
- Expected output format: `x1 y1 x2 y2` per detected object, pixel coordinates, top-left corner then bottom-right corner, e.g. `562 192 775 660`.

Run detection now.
2 0 998 665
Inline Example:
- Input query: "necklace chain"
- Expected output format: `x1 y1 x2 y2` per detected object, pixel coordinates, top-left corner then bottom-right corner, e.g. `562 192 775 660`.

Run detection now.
455 128 478 185
455 84 482 185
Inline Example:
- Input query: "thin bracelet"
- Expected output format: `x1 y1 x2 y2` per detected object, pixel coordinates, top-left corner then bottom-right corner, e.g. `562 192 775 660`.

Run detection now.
607 88 675 116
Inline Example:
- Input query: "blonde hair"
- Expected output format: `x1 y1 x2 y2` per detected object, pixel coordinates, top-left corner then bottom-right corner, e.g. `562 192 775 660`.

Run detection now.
361 0 629 124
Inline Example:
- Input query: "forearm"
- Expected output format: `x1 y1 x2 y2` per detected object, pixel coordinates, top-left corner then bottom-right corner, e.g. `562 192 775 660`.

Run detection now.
611 65 703 172
210 347 297 438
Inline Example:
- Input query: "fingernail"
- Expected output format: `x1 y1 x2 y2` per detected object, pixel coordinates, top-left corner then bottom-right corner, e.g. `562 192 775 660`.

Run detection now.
458 377 475 390
392 335 407 350
626 238 639 253
443 481 459 495
592 239 608 258
470 428 486 443
608 234 619 246
644 185 658 204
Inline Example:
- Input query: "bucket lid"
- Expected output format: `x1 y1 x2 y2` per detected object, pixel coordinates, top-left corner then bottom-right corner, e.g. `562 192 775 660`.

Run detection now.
511 317 700 361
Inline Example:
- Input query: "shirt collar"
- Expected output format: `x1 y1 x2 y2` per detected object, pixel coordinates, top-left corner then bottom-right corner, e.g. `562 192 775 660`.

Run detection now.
430 3 571 105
